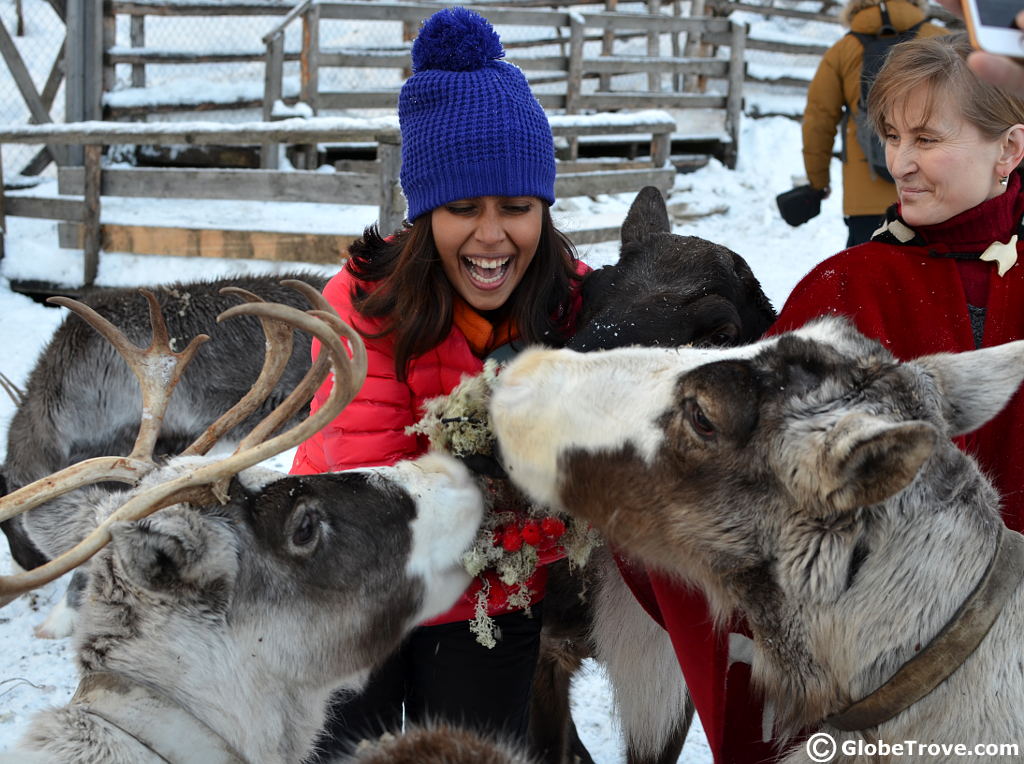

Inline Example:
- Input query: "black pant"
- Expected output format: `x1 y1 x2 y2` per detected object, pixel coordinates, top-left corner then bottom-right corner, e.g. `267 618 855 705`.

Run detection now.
309 604 543 760
845 214 884 247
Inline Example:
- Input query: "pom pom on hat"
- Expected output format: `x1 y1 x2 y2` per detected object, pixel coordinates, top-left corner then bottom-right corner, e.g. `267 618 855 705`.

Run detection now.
399 7 556 222
412 7 504 72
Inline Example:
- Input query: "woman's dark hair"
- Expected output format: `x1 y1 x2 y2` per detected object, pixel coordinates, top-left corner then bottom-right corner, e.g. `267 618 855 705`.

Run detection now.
347 203 582 380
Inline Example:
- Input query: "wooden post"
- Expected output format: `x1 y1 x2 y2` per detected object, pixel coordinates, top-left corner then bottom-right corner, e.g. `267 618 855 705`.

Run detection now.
300 4 320 115
262 34 284 169
599 0 617 92
671 0 682 92
647 0 660 92
402 19 417 79
102 0 115 103
130 14 145 89
65 0 104 164
377 135 404 237
299 4 321 169
684 0 708 92
651 131 670 168
724 20 746 169
83 143 102 285
0 143 6 262
566 14 585 161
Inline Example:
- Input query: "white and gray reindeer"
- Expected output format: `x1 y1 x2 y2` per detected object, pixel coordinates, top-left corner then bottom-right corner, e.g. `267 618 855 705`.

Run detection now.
491 316 1024 763
0 284 489 764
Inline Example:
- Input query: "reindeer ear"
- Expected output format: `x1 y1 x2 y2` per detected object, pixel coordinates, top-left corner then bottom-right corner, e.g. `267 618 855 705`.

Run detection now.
109 508 236 593
820 416 937 513
914 341 1024 436
621 186 670 244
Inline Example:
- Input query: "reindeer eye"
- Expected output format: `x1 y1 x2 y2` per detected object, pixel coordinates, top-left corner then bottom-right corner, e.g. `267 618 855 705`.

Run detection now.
702 323 739 347
292 509 319 547
686 399 716 440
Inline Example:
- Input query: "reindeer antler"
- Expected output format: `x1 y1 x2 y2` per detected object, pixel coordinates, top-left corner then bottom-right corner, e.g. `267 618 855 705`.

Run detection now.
0 290 210 524
0 282 366 604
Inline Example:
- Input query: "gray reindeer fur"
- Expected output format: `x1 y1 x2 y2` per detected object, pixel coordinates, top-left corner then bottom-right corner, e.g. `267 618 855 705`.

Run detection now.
490 317 1024 763
1 273 328 570
2 453 483 764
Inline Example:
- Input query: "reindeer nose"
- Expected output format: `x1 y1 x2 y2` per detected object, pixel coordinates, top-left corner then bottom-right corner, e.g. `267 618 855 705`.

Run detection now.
492 347 562 411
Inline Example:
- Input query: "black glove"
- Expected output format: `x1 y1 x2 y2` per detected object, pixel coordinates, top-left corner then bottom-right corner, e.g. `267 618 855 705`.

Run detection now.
776 185 826 227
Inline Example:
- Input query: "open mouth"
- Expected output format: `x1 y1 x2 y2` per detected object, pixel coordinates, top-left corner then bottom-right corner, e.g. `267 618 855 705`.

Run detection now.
462 255 512 289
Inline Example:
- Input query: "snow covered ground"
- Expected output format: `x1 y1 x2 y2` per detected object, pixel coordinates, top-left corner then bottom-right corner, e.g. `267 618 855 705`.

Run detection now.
0 110 849 761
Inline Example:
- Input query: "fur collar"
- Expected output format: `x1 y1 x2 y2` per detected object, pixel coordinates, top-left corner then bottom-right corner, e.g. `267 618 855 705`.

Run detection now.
71 671 248 764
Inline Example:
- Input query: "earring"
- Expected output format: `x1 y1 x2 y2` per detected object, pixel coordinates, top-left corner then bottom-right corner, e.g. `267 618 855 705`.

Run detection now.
1001 175 1010 186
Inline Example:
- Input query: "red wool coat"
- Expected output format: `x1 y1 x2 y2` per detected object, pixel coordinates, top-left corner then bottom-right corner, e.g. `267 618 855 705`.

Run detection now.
291 260 590 624
622 179 1024 763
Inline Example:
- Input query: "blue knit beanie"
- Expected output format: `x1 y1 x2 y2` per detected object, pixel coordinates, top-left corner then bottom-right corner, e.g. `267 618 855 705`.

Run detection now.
399 7 556 221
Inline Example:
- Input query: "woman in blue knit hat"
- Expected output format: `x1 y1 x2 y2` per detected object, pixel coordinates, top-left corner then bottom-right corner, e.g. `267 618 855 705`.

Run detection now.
290 6 590 758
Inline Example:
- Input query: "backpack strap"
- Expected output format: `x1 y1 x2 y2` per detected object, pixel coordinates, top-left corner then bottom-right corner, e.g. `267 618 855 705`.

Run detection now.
878 0 895 35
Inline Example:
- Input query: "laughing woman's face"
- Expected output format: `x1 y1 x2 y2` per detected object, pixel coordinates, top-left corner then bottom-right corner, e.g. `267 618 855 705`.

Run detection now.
431 196 542 312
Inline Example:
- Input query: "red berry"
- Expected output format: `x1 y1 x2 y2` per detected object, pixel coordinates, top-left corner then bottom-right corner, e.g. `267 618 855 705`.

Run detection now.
502 526 523 552
541 517 566 538
521 522 542 546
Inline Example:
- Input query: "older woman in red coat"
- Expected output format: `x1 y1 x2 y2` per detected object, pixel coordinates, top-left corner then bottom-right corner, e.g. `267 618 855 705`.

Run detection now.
291 7 589 761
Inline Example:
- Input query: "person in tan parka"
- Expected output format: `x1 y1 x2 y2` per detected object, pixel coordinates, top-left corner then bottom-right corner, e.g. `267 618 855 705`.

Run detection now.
803 0 947 246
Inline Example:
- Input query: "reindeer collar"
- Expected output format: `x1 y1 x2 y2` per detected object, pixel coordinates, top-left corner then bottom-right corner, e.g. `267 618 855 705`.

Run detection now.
72 671 248 763
825 526 1024 732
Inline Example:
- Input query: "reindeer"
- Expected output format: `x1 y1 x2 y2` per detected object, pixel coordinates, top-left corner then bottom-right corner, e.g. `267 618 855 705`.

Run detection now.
0 273 328 635
530 186 776 764
491 316 1024 762
0 282 487 763
569 187 776 353
1 272 330 570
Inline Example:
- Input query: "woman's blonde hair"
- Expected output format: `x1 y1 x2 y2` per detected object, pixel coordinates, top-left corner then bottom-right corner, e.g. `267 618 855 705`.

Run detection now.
868 33 1024 143
839 0 928 28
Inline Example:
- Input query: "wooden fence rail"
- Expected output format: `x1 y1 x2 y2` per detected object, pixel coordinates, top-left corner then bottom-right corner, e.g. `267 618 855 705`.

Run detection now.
261 0 744 168
0 111 676 284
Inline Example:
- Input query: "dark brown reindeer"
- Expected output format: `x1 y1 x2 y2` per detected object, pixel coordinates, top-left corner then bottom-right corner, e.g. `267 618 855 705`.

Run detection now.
493 317 1024 763
0 283 489 764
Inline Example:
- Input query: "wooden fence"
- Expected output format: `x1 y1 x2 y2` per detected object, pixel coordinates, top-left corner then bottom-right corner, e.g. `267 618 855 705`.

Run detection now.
0 111 676 285
261 0 745 167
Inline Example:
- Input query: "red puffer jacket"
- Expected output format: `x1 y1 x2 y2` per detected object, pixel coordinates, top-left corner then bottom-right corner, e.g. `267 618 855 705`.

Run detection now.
292 259 590 624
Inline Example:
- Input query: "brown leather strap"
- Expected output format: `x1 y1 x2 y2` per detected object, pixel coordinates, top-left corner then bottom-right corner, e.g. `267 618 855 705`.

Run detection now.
826 527 1024 731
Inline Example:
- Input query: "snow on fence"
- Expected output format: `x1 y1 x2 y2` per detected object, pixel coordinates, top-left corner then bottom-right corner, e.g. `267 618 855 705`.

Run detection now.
261 0 744 168
0 111 676 284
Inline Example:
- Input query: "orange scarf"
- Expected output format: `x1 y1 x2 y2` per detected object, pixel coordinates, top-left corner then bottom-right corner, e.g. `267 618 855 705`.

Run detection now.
452 296 519 357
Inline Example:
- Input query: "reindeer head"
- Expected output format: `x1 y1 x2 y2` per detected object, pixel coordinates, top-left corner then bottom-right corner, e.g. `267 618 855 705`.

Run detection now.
78 453 481 692
570 186 776 352
490 317 1024 620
